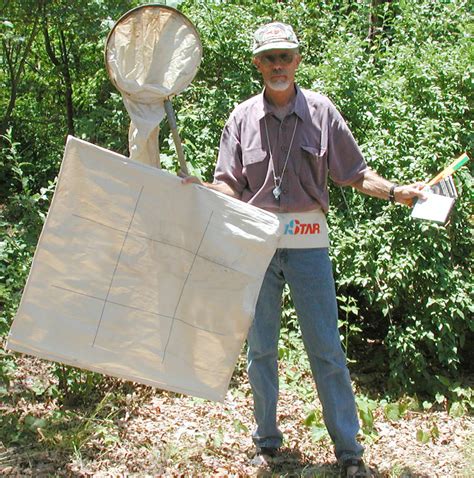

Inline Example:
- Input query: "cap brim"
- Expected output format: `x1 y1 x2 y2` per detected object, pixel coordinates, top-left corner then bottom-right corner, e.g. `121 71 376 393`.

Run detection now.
253 41 299 55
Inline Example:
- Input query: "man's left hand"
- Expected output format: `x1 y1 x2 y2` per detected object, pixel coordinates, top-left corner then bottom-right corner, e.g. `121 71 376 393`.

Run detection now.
394 182 427 206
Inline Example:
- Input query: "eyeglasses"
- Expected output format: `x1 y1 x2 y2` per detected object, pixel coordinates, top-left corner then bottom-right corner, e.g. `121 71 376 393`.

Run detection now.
258 52 295 66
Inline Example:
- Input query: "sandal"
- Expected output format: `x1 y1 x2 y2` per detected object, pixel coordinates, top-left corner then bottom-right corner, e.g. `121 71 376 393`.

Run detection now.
250 446 279 466
342 458 369 478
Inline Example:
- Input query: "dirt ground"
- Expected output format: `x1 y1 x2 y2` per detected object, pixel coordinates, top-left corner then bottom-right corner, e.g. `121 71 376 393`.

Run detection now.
1 356 473 477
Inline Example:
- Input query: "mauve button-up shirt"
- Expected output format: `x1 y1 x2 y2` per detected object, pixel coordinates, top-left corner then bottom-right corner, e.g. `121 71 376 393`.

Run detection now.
214 86 368 213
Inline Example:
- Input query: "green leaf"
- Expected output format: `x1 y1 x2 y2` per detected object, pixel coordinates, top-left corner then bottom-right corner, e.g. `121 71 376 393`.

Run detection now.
304 410 317 427
422 401 433 411
384 403 402 421
24 416 47 431
416 429 430 444
449 402 465 417
311 425 328 442
213 426 224 448
232 419 248 434
165 0 185 7
437 375 451 387
430 425 440 439
435 393 446 404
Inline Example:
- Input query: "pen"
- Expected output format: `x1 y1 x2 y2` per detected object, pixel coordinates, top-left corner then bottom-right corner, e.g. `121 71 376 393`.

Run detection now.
427 152 469 187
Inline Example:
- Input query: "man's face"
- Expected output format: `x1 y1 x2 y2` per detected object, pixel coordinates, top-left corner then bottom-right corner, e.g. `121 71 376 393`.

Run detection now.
253 49 301 92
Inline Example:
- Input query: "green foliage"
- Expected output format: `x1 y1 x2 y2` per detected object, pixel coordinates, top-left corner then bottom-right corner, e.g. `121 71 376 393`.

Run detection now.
416 425 439 444
1 0 472 405
303 408 330 443
355 395 378 436
0 390 122 454
316 1 473 398
52 365 104 406
337 295 362 361
0 129 54 392
383 401 406 421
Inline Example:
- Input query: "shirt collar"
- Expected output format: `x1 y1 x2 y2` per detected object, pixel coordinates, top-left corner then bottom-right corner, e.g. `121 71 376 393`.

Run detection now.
256 85 307 122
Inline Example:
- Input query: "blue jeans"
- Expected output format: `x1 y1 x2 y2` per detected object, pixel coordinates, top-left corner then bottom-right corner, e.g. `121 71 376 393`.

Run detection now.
247 248 363 463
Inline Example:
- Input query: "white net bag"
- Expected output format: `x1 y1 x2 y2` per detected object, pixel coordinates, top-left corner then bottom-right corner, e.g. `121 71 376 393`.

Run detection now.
105 5 202 168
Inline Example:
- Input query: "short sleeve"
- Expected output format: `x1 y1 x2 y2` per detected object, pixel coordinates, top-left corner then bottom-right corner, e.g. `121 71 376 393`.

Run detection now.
214 113 247 194
327 102 368 185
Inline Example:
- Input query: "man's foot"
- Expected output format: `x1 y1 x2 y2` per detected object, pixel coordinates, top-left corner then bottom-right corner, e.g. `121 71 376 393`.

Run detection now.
250 446 279 466
342 458 369 477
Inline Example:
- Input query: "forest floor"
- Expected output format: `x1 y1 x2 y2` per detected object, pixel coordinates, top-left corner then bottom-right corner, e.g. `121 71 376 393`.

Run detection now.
0 354 473 477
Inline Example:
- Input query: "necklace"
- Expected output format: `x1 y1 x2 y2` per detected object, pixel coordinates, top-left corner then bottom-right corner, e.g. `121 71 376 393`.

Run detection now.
264 115 298 200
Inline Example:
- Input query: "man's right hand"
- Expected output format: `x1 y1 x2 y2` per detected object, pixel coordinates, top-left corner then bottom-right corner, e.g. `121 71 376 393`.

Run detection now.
179 173 203 186
179 173 241 199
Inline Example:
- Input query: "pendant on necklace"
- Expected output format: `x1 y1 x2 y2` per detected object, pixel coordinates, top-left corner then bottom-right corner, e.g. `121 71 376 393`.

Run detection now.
273 185 282 199
273 177 282 200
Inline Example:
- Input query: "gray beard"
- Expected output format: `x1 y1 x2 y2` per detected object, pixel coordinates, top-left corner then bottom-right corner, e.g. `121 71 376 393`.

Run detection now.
266 78 291 91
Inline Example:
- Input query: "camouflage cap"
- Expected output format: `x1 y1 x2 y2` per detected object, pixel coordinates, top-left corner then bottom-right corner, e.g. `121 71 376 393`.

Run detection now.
252 22 299 55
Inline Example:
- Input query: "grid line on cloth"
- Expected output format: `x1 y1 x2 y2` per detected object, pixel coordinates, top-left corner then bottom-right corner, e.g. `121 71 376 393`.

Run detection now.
92 186 144 346
161 211 214 363
51 285 226 336
72 213 242 273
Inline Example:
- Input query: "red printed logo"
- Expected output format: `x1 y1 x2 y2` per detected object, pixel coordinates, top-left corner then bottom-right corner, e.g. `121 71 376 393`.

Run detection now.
284 219 320 235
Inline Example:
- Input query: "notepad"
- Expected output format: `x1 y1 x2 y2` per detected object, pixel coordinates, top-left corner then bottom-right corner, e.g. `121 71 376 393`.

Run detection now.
411 192 455 224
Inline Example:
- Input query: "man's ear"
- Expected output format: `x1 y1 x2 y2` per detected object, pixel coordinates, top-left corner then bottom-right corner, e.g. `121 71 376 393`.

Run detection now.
252 56 261 72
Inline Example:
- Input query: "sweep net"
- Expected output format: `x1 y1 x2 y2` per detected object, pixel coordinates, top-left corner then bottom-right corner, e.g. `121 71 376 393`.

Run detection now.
105 5 202 166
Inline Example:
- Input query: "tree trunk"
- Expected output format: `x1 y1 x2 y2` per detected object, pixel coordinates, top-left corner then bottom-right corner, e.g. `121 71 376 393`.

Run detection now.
0 16 40 136
42 21 75 136
59 30 75 136
368 0 392 44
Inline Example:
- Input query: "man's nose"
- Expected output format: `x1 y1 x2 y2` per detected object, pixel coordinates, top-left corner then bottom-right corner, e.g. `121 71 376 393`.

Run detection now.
272 58 286 67
272 59 286 69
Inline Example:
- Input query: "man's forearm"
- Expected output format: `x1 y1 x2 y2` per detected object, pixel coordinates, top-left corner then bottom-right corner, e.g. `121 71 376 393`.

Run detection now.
351 169 394 200
202 180 241 199
350 168 426 206
181 175 241 199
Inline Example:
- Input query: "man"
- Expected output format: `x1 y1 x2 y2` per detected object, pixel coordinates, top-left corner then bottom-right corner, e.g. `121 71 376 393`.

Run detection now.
183 22 425 478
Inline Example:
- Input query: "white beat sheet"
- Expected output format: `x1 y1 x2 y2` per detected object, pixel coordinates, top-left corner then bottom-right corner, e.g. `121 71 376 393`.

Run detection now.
7 137 280 402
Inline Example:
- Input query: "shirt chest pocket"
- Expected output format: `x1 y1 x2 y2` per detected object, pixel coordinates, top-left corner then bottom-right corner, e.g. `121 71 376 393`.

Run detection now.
242 148 269 192
301 145 326 159
299 145 328 184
